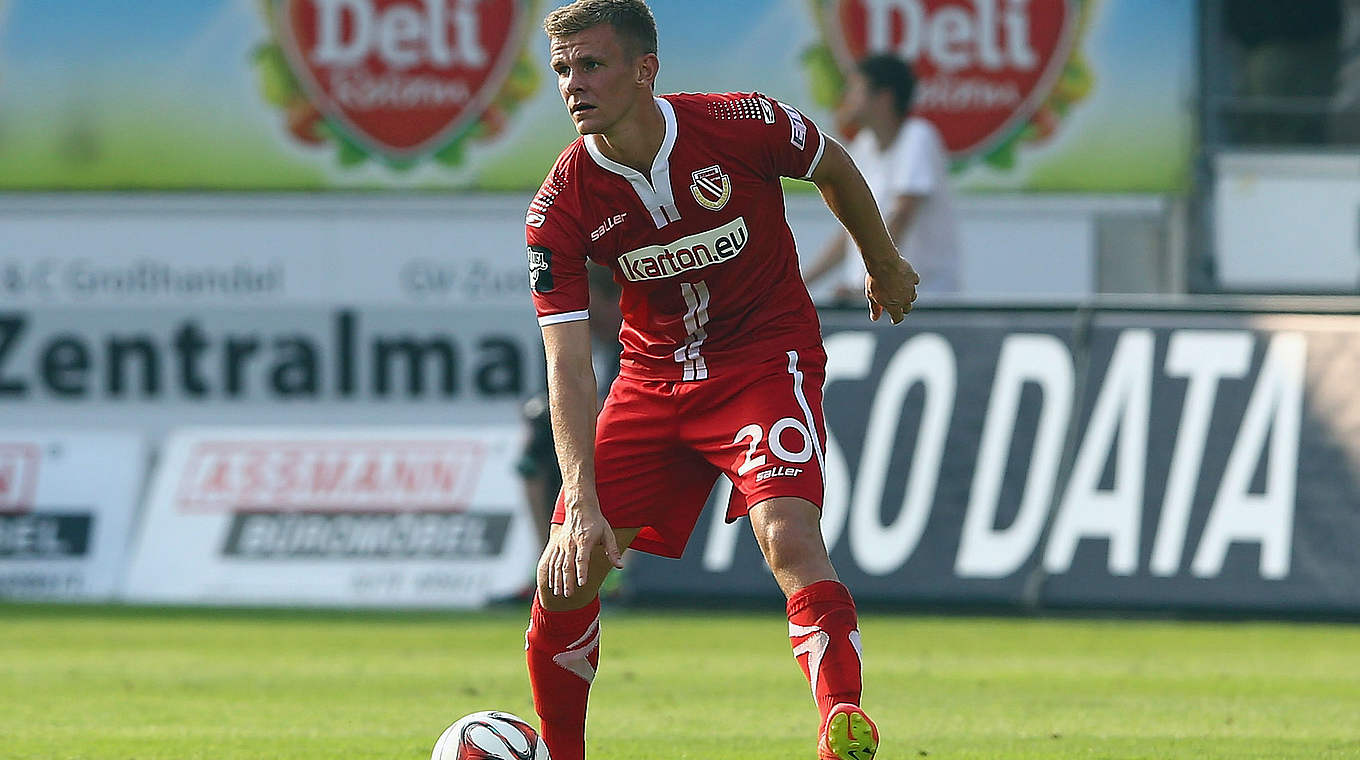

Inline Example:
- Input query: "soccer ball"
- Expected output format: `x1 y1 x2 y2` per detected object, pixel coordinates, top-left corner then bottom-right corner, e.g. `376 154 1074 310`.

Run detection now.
431 710 550 760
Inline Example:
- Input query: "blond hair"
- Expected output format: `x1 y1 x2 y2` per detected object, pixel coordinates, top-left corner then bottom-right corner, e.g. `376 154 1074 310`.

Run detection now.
543 0 658 57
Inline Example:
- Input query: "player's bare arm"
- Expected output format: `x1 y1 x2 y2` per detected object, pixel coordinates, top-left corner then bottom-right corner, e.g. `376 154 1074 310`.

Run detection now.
810 137 920 324
540 320 623 598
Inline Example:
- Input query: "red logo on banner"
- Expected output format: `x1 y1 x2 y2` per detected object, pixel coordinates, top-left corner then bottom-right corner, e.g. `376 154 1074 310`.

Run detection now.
174 440 487 513
279 0 524 157
823 0 1082 158
255 0 540 168
0 444 40 512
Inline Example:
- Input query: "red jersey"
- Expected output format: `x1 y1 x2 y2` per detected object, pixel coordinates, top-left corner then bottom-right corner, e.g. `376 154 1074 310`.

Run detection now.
527 92 827 382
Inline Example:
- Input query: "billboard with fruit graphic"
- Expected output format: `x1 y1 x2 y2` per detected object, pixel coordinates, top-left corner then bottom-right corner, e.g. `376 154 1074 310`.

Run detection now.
255 0 538 168
806 0 1096 172
0 0 1191 191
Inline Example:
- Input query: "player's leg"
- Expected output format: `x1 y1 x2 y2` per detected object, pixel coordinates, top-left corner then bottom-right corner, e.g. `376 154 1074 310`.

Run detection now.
746 496 838 595
526 524 639 760
685 347 877 759
748 497 877 760
745 500 881 760
525 373 711 760
535 525 643 612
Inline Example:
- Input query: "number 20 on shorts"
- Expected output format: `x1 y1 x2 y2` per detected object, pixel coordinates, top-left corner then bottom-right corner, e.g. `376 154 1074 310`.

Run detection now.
733 417 815 476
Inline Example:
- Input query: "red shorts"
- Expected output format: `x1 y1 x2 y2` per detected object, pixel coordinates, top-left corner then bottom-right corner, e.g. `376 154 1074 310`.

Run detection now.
552 347 828 558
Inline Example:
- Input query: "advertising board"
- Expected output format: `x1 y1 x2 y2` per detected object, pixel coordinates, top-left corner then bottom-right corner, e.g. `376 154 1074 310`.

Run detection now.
0 305 542 437
0 196 530 308
0 0 1192 192
122 426 537 606
629 308 1360 614
0 431 146 600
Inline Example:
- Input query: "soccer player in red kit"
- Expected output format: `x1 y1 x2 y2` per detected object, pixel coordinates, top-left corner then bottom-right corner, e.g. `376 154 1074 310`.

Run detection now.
523 2 918 759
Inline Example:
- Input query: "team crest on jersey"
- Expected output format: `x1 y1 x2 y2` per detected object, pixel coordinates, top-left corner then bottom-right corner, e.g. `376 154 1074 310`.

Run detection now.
690 165 732 212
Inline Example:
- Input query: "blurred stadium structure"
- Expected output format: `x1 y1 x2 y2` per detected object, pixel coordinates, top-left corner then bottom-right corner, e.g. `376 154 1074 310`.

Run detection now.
0 1 1357 614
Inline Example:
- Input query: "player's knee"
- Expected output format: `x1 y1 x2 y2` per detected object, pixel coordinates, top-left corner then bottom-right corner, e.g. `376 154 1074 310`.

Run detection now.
533 555 605 608
534 579 601 610
533 552 562 599
534 555 551 592
756 518 827 575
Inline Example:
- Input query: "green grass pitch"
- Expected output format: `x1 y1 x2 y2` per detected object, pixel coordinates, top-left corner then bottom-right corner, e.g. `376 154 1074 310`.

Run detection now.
2 603 1358 759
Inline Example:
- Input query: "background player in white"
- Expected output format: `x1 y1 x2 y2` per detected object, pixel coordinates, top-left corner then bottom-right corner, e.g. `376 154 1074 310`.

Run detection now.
805 54 962 299
522 3 918 759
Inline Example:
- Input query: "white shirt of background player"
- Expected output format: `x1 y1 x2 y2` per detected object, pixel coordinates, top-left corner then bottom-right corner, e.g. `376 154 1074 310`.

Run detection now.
845 117 961 294
804 66 962 299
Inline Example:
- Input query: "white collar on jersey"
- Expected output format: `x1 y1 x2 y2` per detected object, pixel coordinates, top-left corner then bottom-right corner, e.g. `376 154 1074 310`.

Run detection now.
584 96 681 229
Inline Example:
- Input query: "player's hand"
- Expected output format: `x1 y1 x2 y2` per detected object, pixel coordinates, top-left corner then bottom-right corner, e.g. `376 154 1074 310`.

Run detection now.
865 256 920 325
547 502 623 598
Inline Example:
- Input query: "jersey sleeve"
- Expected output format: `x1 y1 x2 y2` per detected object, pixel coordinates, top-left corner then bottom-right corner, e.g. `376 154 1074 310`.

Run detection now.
703 93 827 182
757 94 827 181
526 165 591 327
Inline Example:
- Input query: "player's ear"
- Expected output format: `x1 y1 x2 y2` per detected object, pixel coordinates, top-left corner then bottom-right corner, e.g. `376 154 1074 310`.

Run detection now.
636 53 659 90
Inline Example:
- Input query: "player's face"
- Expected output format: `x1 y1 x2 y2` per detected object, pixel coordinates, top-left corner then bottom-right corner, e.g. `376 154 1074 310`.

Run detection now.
549 25 653 135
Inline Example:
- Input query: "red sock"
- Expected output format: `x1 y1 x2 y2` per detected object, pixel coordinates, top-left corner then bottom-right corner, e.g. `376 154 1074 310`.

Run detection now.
525 594 601 760
786 580 863 732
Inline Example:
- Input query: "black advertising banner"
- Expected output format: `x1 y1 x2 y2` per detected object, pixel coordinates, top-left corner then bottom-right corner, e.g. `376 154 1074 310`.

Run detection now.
1039 312 1360 613
626 307 1360 614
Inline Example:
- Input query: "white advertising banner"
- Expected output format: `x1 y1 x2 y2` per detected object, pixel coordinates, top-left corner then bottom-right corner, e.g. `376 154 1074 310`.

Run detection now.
0 430 146 600
0 195 530 308
0 194 1150 315
122 427 537 607
0 305 542 439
